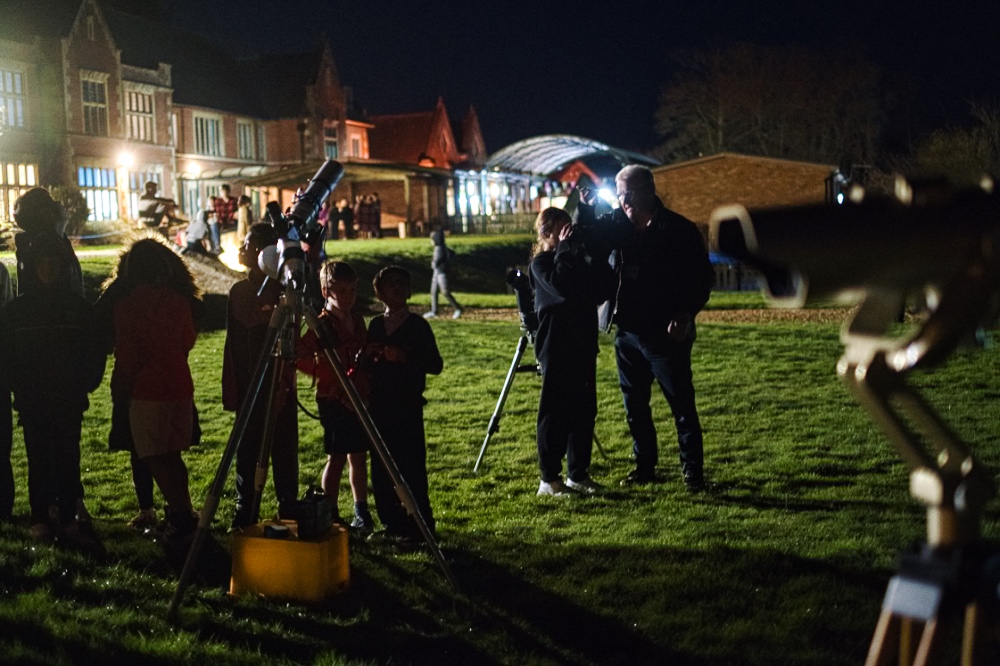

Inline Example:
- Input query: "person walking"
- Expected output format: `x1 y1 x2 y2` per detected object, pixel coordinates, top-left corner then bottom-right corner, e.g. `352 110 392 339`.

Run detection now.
423 227 463 320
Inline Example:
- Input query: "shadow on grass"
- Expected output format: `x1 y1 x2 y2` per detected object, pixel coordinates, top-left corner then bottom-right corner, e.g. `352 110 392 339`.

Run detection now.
0 520 893 666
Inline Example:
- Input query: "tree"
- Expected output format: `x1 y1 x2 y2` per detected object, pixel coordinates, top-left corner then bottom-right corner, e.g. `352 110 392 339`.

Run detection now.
903 101 1000 187
654 43 883 166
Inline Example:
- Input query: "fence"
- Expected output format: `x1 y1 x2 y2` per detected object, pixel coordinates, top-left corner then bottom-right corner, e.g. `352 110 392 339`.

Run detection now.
445 213 537 235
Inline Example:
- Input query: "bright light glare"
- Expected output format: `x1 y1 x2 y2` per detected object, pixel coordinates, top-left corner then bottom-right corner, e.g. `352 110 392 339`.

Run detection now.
598 188 618 207
118 152 134 168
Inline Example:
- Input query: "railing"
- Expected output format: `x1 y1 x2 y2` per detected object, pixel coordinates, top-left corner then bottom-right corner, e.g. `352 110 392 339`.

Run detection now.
445 213 536 235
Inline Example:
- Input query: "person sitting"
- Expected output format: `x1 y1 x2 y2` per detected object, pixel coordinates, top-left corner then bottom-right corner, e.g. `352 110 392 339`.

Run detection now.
138 181 180 229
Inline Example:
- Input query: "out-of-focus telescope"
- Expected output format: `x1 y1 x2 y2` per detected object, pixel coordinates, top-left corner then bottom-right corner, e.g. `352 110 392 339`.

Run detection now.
709 177 1000 317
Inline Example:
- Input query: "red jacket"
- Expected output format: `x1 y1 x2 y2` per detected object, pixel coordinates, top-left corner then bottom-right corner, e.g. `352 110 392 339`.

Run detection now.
112 284 196 401
298 308 369 410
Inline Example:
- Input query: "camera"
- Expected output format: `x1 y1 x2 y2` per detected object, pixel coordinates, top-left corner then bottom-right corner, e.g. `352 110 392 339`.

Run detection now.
506 268 539 335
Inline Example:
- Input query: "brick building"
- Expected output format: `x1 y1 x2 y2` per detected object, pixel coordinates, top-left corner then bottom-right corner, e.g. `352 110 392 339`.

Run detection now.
653 152 835 236
0 0 367 227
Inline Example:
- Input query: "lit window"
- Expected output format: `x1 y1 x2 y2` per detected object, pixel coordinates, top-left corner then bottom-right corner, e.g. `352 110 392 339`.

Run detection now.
77 165 119 221
81 71 108 136
194 113 222 156
125 90 154 142
351 137 360 157
256 124 267 160
0 68 26 129
323 126 338 159
237 120 255 159
0 161 39 224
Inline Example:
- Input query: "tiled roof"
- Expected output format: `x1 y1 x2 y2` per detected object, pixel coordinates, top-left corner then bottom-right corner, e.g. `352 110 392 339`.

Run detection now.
367 111 436 164
0 0 80 40
106 10 268 117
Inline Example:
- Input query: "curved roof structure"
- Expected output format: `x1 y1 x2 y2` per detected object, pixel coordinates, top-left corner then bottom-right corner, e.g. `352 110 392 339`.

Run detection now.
485 134 660 176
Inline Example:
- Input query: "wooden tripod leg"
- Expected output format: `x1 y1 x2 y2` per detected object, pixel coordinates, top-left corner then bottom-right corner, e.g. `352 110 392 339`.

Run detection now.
912 617 940 666
866 609 901 666
961 602 984 666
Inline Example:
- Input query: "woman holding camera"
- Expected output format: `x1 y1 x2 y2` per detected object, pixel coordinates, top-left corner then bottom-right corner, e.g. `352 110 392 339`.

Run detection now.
529 207 615 496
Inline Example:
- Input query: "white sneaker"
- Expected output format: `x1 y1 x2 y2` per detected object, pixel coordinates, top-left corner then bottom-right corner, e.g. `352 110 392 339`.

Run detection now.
537 479 573 497
451 308 463 319
423 311 437 319
565 476 603 495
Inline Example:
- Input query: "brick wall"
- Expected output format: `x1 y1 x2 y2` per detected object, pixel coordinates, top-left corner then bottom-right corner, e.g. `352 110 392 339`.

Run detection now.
653 154 833 233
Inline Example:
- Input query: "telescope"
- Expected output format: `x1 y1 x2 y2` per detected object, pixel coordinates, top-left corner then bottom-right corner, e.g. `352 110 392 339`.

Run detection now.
709 176 1000 664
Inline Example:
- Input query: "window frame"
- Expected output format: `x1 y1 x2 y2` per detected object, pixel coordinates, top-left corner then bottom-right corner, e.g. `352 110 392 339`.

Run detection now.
80 70 109 136
193 112 223 157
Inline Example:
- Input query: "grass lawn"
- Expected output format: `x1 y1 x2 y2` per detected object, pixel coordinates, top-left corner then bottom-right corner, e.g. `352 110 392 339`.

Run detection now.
0 238 998 664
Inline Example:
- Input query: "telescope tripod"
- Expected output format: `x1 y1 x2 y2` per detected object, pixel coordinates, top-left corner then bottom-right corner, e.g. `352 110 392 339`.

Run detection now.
474 328 608 473
835 287 999 665
168 282 457 621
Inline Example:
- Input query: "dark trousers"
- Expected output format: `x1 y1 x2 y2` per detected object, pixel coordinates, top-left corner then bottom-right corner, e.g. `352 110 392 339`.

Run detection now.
615 327 704 476
20 411 84 526
370 405 434 538
0 390 13 518
234 398 299 524
537 363 596 483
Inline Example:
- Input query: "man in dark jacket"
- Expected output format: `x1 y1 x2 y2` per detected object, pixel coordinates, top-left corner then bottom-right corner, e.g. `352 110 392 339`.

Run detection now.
577 165 714 491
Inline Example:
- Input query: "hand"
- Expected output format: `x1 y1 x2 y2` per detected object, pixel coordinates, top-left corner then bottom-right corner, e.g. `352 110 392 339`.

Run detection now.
558 224 575 243
667 312 692 341
578 187 599 206
382 344 407 363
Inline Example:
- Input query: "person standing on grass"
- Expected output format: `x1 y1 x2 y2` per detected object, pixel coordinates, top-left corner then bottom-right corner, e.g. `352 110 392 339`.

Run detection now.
98 239 205 531
112 239 201 541
0 262 12 520
0 233 106 553
423 227 463 320
530 208 615 496
297 260 374 532
223 223 300 530
577 165 714 492
365 266 442 545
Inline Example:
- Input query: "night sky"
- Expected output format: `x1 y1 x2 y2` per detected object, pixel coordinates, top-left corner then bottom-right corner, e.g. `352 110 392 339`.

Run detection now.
172 0 1000 155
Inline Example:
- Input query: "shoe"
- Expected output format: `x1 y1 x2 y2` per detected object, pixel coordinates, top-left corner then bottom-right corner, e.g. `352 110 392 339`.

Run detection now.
57 521 106 559
565 476 603 495
537 479 573 497
451 308 463 319
423 311 437 319
350 511 375 534
128 508 158 530
152 508 199 544
621 468 656 486
29 522 54 545
684 474 706 493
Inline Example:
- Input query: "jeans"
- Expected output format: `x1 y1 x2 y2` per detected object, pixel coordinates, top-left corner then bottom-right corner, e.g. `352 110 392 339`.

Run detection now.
614 327 703 476
208 221 221 252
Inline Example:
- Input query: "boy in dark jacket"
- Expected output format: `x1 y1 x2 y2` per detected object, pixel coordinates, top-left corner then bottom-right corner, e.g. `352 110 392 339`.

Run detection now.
0 233 105 551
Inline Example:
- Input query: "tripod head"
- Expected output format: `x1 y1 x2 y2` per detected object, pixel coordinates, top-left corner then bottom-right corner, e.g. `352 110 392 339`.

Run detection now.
710 176 1000 548
260 160 345 294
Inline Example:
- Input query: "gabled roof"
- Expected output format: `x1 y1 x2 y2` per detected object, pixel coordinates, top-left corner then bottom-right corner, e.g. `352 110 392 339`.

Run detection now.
106 10 267 117
0 0 80 41
367 110 438 164
244 49 323 119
